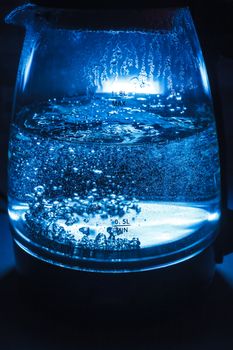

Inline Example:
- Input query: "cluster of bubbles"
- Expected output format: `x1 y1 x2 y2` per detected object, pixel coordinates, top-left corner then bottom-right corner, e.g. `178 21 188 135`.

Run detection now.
8 93 220 262
24 185 141 254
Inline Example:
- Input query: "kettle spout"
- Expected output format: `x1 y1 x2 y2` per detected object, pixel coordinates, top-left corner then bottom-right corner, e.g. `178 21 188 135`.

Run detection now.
5 3 37 27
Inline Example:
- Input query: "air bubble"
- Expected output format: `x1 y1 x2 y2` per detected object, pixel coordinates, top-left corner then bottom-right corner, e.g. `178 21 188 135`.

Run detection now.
93 169 103 174
34 185 45 196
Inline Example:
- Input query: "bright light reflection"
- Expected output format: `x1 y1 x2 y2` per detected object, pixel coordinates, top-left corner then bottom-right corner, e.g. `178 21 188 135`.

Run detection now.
23 46 36 91
207 212 220 222
55 203 219 247
199 60 210 94
99 78 162 95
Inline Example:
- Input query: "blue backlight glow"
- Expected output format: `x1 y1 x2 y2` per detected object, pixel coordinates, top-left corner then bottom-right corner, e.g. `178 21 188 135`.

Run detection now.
98 77 162 95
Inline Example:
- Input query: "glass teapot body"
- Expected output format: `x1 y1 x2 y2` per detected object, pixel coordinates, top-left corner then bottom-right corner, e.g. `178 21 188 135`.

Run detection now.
6 4 221 272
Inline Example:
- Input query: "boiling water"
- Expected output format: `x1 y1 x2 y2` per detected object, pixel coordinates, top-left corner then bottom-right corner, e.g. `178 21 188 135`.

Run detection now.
8 94 220 268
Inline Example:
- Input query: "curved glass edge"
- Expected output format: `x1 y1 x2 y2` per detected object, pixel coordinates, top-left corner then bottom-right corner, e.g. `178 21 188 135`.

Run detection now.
11 223 220 273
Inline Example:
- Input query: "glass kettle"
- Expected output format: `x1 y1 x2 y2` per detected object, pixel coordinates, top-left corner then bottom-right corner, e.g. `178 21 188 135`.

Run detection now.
6 3 221 273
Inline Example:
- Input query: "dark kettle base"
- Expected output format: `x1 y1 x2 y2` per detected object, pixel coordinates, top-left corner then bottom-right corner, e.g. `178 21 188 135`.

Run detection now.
13 241 216 323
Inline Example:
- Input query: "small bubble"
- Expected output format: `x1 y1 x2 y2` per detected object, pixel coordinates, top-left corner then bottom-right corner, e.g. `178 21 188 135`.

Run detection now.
80 199 89 206
34 185 45 196
101 212 108 219
93 169 103 174
79 235 90 248
107 227 113 235
79 227 90 236
130 237 140 249
68 147 75 154
94 233 107 249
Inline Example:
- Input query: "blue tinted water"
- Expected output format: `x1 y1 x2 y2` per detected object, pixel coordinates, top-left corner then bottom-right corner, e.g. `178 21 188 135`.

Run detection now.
8 94 221 269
